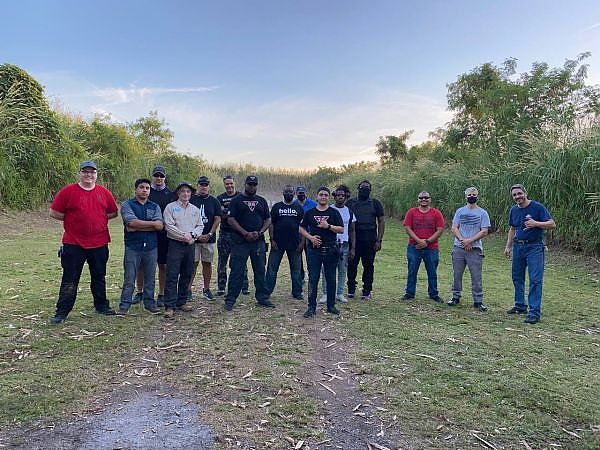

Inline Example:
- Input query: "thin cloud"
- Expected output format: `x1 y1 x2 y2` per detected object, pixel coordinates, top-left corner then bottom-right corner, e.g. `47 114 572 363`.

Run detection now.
92 86 217 105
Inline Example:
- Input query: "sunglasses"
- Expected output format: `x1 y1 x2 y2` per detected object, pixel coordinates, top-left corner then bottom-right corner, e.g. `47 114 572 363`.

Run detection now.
418 196 430 200
153 173 166 178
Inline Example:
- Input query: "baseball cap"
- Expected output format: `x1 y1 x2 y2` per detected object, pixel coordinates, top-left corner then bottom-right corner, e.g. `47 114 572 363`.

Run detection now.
80 160 97 171
153 165 166 176
245 175 258 185
175 181 194 192
296 186 307 193
197 176 210 185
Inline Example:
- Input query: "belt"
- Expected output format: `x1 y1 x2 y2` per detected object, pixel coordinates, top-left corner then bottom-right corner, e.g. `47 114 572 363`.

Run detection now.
514 239 542 245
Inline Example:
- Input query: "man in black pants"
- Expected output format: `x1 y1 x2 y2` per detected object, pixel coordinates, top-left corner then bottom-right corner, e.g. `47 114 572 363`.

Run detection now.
216 175 249 296
223 175 273 311
346 180 385 300
299 186 344 318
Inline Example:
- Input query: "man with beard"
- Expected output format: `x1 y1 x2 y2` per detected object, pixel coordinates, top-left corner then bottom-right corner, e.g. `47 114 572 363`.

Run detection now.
216 175 249 296
223 175 273 311
346 180 385 300
448 187 491 311
189 176 222 300
265 185 305 300
300 186 344 318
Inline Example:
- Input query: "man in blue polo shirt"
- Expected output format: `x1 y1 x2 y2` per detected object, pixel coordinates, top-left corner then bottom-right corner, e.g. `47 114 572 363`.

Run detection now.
117 178 164 315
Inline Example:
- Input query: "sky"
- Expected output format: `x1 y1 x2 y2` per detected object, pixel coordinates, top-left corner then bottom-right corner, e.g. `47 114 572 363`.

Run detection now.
3 0 600 169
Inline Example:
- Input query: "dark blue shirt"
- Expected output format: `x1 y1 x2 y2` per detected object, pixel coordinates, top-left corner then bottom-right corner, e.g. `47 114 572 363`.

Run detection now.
121 198 163 251
509 200 552 242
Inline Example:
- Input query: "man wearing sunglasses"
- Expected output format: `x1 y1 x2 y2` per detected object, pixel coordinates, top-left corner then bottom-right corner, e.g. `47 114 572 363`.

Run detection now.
448 187 491 311
401 191 445 303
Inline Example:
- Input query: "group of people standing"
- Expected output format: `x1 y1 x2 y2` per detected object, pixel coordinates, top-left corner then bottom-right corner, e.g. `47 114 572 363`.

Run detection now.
399 185 555 324
48 161 554 326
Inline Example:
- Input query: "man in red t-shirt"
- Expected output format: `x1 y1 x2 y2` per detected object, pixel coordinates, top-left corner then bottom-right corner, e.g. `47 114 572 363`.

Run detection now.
401 191 445 303
48 161 119 323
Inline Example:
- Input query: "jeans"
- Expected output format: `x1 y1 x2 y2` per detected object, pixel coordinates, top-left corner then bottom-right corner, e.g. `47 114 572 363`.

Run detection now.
164 239 195 309
119 247 157 310
55 244 111 318
512 242 545 318
307 247 338 310
322 241 349 296
347 240 376 294
225 240 269 306
217 231 248 292
451 246 484 304
405 244 439 298
265 246 302 298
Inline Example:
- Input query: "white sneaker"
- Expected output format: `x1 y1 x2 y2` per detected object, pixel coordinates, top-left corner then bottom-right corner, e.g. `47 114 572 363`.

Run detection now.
319 294 327 304
336 294 348 303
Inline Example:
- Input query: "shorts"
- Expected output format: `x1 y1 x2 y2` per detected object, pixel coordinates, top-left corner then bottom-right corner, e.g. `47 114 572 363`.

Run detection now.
194 242 216 263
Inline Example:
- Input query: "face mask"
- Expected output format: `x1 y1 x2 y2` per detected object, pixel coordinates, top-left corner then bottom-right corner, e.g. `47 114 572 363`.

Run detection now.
297 194 306 201
283 194 294 202
358 188 370 200
467 196 478 204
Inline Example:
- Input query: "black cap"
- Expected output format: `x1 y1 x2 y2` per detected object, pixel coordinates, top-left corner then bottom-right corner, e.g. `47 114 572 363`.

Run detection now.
245 175 258 185
153 165 166 176
175 181 194 192
296 186 307 193
197 176 210 185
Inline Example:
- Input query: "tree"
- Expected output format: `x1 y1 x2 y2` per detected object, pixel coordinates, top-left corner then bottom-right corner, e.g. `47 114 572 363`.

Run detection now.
127 110 174 155
375 130 413 164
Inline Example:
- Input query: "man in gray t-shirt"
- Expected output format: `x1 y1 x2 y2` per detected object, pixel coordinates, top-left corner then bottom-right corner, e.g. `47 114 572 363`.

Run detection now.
448 187 491 311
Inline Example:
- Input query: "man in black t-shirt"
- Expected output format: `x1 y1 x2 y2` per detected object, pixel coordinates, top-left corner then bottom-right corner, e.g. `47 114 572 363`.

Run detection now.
299 186 344 318
189 176 222 300
265 185 305 300
224 175 272 311
216 175 249 296
346 179 385 300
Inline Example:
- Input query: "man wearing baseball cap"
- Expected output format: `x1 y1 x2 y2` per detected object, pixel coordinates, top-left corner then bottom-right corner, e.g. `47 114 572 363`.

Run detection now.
49 160 119 323
223 175 273 311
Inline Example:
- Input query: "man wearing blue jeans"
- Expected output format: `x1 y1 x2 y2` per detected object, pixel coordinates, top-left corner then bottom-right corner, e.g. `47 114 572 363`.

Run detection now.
401 191 445 302
117 178 164 315
504 184 555 324
320 186 356 304
265 185 304 300
300 186 344 318
448 187 491 311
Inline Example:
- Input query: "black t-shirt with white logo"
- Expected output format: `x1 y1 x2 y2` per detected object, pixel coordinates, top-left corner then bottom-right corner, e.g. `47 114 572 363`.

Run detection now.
189 194 222 243
270 201 304 251
301 206 343 248
228 193 270 243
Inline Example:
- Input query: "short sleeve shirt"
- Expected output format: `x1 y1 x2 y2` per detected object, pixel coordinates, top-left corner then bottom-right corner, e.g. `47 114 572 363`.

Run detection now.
301 206 343 249
190 194 222 243
228 193 270 243
403 207 445 250
452 205 491 250
509 200 553 242
270 201 304 250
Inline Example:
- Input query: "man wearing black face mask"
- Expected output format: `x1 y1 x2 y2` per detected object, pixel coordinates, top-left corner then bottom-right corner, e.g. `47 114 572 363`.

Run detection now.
346 180 385 300
448 187 491 311
265 185 305 300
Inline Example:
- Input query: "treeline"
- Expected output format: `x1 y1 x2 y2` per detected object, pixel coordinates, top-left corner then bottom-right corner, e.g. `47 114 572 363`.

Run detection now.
2 55 600 253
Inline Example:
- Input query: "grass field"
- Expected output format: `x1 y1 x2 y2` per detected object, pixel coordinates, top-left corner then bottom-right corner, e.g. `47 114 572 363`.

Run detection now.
0 209 598 449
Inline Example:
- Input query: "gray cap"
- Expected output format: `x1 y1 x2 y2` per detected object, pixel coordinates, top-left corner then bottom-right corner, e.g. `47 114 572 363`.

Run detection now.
153 165 166 176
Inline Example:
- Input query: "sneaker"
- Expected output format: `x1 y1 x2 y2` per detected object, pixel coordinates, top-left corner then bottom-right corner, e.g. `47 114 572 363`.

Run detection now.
49 315 66 324
186 290 193 301
336 294 348 303
319 294 327 304
400 294 414 301
96 307 116 316
242 289 251 295
473 303 487 311
430 296 444 304
224 303 233 311
447 297 460 306
156 295 165 307
164 308 175 318
203 289 215 301
507 306 528 315
327 306 340 315
131 292 143 304
258 300 275 308
217 289 225 296
179 304 193 312
361 291 372 300
144 305 161 314
524 315 540 324
303 308 316 318
347 292 355 299
115 308 129 316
